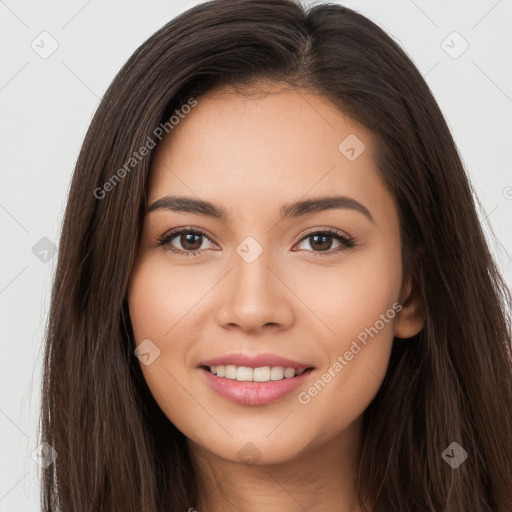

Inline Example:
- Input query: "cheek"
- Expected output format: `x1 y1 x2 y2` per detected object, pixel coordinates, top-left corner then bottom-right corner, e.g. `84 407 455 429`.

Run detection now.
288 240 402 347
128 255 211 342
295 304 397 448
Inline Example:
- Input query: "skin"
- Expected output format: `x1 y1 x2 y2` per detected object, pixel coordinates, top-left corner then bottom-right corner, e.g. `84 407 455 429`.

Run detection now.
127 81 425 512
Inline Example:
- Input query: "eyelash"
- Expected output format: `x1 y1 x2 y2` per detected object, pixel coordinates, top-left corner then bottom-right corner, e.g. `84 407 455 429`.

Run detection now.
156 226 356 258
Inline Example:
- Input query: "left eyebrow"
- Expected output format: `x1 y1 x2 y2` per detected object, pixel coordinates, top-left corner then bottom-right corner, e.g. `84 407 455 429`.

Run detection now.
280 195 375 224
147 194 375 224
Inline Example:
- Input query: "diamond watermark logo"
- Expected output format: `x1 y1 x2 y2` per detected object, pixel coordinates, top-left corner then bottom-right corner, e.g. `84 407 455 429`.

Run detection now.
134 338 161 366
237 442 262 467
338 134 366 161
236 236 263 264
31 442 58 468
31 31 59 59
441 31 469 60
441 441 468 468
32 237 56 263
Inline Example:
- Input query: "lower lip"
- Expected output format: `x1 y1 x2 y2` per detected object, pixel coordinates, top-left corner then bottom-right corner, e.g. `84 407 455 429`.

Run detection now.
199 367 314 405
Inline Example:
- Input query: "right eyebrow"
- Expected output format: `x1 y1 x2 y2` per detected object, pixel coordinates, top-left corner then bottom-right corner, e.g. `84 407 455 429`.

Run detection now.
147 195 228 219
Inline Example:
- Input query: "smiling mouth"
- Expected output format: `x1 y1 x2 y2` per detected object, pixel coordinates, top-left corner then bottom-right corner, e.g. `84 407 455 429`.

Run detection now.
201 365 314 382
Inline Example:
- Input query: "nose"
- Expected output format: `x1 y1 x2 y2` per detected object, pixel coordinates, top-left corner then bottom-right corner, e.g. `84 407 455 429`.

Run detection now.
215 251 295 334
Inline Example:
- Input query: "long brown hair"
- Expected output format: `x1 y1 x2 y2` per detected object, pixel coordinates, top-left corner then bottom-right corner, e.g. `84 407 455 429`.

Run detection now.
40 0 512 510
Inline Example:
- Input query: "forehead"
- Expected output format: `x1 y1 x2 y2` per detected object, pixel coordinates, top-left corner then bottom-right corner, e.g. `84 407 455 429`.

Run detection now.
148 82 394 225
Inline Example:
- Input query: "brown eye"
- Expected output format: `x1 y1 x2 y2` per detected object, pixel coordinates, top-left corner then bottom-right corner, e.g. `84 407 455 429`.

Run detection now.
308 234 334 251
178 232 203 251
295 229 355 256
157 228 217 257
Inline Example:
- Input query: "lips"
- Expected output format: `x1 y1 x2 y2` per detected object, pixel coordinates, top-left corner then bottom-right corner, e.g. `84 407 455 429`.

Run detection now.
197 352 315 405
198 352 312 370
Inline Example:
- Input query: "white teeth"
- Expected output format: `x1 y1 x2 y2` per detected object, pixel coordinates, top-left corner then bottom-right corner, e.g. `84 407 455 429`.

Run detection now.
270 367 284 380
208 364 307 382
225 365 237 379
236 366 253 381
283 367 295 379
253 366 271 382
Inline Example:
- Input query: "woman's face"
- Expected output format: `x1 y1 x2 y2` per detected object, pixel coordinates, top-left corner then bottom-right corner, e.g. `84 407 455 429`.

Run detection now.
127 82 419 466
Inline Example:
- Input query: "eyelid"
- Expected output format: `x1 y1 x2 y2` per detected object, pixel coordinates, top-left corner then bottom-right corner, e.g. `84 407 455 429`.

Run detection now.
297 226 352 242
160 226 216 242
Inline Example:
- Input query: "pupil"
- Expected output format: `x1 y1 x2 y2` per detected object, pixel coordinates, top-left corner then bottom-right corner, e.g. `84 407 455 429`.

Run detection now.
182 233 201 251
312 234 331 251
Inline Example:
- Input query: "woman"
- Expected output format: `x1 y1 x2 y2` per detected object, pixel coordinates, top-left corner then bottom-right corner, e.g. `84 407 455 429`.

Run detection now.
40 0 512 510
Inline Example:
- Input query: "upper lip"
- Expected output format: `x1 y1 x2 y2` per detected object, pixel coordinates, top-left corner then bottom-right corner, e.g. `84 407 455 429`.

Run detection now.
198 352 313 370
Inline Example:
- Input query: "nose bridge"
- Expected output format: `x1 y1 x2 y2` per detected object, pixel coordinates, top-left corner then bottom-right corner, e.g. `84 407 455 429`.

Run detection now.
234 242 273 296
215 236 294 332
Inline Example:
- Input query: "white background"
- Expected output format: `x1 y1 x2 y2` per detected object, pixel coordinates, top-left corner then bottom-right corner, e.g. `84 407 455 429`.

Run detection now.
1 0 511 509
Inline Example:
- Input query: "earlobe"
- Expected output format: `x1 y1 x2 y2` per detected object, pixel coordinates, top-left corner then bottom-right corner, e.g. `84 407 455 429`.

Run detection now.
394 270 426 339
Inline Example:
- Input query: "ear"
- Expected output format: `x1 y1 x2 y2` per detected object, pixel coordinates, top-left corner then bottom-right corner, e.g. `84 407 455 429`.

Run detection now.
394 268 426 339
